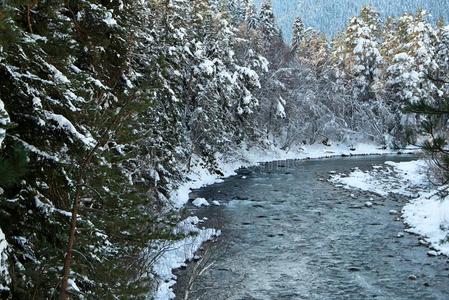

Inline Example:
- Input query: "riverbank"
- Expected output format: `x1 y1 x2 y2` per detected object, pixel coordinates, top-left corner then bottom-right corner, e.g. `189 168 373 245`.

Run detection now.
151 143 419 299
330 158 449 257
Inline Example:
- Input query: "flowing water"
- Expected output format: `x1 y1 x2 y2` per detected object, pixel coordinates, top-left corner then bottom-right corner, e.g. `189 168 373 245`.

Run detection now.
175 155 449 300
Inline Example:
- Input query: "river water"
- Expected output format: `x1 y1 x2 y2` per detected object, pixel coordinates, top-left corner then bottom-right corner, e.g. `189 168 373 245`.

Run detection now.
175 155 449 300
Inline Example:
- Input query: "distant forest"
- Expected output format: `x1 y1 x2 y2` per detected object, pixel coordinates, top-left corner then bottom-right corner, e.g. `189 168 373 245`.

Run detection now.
255 0 449 39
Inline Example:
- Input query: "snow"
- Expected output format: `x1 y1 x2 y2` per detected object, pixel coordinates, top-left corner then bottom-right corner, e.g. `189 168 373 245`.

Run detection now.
103 12 117 26
199 59 215 75
44 112 96 148
276 97 286 119
44 62 70 84
0 228 10 292
151 217 220 300
34 195 73 218
403 188 449 256
330 159 428 197
0 99 10 147
13 137 61 162
331 158 449 258
192 198 210 207
67 278 81 293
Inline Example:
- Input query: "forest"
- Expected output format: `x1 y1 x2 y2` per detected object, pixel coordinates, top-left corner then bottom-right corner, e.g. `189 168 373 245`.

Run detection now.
0 0 449 299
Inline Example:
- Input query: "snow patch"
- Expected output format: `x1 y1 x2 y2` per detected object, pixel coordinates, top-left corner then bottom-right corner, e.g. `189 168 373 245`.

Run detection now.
330 159 428 197
403 188 449 256
192 198 210 207
103 12 117 26
44 62 70 84
44 112 96 148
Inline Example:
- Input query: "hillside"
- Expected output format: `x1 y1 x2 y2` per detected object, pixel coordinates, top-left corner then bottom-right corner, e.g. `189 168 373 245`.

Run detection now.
255 0 449 40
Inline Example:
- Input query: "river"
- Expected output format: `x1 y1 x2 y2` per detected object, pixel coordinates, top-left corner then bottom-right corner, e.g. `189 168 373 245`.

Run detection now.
175 155 449 300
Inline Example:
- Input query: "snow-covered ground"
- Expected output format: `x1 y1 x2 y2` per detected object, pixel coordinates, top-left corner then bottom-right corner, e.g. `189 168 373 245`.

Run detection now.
330 158 449 257
151 142 417 300
330 159 429 197
151 217 220 300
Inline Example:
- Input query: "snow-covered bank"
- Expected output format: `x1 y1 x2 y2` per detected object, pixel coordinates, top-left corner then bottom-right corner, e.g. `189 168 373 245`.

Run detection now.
151 217 220 300
403 189 449 256
330 158 449 258
330 159 429 197
152 142 416 300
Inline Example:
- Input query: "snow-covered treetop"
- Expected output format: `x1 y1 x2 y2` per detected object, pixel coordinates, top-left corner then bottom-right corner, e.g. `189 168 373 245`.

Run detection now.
291 17 305 49
259 0 279 38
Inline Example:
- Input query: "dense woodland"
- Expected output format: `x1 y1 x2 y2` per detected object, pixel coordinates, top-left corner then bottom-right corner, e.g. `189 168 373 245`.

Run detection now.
254 0 449 39
0 0 449 299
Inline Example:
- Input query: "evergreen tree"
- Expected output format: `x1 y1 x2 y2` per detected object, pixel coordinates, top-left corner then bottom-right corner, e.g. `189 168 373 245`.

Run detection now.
435 24 449 97
291 16 305 53
333 6 384 100
259 0 279 44
406 85 449 182
244 0 258 30
302 29 329 68
384 11 439 104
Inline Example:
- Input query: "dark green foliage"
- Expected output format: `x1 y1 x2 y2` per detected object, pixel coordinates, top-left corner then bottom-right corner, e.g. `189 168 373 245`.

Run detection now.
0 144 28 187
406 98 449 182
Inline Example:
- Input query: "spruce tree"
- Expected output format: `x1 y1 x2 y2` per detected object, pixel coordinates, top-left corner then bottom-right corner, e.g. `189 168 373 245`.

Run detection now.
244 0 258 30
333 6 383 100
384 11 439 104
291 16 305 53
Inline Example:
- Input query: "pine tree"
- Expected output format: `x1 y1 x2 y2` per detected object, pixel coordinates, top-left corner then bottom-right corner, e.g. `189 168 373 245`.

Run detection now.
302 29 329 67
435 24 449 97
406 86 449 182
291 17 305 53
333 6 384 100
244 0 258 30
360 6 382 35
259 0 279 44
384 11 439 104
